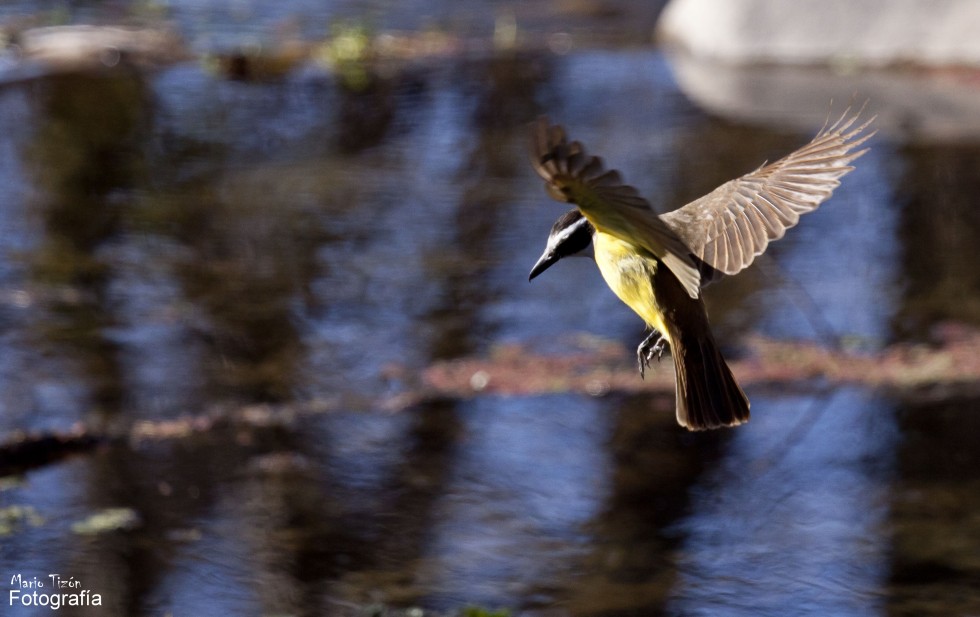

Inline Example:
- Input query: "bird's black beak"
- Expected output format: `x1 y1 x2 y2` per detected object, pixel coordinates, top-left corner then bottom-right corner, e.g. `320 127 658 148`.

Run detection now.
528 250 559 281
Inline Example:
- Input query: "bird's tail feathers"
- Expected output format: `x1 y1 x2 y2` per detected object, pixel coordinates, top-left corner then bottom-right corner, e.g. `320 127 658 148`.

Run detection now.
669 327 750 431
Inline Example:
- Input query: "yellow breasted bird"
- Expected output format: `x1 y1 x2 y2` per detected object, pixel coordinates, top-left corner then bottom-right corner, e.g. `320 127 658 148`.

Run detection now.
529 109 875 430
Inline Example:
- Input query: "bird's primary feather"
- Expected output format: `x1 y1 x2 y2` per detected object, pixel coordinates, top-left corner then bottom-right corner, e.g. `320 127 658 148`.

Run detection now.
660 107 877 276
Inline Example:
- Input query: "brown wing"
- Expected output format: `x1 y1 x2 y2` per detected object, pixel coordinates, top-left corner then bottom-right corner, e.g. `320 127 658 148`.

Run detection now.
531 118 702 299
661 108 876 276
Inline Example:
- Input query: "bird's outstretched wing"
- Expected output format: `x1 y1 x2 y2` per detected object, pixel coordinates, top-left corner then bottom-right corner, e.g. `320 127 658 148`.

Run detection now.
660 108 876 276
531 118 701 298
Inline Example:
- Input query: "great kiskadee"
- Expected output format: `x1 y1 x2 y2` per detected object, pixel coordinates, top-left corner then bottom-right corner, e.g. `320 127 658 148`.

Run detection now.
528 110 875 430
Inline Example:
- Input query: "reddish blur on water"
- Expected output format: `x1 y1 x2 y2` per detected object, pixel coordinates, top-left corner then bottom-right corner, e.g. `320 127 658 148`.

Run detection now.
0 2 978 616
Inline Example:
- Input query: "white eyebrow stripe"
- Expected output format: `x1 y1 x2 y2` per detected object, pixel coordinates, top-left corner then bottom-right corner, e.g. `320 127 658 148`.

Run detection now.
552 216 589 246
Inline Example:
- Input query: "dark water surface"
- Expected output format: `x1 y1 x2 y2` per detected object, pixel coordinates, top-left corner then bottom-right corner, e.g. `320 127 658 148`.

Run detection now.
0 8 979 616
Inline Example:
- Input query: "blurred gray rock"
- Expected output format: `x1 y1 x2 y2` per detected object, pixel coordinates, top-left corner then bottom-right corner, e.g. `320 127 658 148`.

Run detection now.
656 0 980 143
657 0 980 67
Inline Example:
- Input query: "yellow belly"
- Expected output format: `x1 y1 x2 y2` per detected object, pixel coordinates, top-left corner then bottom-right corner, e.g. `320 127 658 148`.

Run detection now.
593 231 671 340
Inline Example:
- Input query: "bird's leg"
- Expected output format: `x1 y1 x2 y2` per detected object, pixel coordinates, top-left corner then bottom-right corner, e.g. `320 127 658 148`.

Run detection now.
636 330 667 379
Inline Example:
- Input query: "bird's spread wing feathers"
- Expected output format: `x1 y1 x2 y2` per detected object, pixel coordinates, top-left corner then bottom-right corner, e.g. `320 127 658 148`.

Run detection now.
660 107 877 276
531 118 702 298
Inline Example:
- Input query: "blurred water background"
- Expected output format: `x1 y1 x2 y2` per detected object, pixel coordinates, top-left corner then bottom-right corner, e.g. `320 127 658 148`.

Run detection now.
0 1 979 616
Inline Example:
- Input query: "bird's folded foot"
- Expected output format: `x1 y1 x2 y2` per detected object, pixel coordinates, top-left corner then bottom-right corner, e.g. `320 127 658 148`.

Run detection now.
636 331 667 379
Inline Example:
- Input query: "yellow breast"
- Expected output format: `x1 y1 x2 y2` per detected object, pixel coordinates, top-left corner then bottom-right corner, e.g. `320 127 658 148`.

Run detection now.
592 231 670 340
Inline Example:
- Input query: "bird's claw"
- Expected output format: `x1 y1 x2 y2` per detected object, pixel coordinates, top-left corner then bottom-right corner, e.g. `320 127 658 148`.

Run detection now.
636 331 666 379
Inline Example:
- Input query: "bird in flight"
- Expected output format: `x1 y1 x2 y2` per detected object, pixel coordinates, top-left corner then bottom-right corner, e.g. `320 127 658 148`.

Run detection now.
528 108 875 430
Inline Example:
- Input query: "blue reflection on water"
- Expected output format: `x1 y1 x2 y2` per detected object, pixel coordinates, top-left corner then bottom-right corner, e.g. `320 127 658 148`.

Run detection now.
756 145 899 347
420 395 610 608
668 389 899 616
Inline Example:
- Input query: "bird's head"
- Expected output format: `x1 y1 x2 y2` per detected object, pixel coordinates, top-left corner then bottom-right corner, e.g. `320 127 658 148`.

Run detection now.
529 209 596 281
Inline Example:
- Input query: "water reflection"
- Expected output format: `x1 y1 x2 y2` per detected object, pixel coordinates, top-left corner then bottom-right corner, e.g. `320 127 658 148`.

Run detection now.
669 389 898 616
566 392 729 615
334 69 399 153
891 144 980 340
164 182 317 403
20 71 151 426
887 393 980 617
415 395 609 612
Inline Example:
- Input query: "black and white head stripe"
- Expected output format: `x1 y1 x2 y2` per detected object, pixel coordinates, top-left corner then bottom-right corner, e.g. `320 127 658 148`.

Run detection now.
548 210 595 258
530 209 597 280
